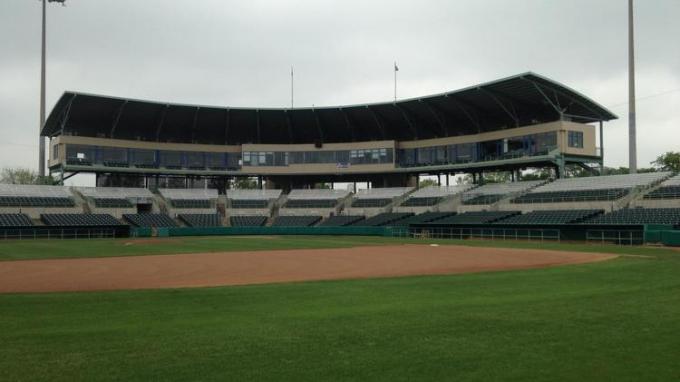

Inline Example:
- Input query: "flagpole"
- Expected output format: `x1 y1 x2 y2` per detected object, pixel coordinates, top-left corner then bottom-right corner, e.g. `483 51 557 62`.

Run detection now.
291 66 294 109
393 61 397 102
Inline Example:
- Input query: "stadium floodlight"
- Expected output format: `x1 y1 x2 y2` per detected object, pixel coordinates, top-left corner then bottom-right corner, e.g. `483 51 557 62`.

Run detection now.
628 0 637 174
39 0 66 178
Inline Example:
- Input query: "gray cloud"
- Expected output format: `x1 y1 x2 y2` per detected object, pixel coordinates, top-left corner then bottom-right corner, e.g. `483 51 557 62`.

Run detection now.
1 0 678 181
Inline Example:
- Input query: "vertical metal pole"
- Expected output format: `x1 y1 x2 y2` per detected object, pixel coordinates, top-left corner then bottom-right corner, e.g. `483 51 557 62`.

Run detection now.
393 62 397 102
290 66 294 109
628 0 637 173
599 120 604 175
39 0 47 177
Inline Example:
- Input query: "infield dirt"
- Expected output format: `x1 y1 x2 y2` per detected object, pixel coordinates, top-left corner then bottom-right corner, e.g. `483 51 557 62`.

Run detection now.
0 244 616 293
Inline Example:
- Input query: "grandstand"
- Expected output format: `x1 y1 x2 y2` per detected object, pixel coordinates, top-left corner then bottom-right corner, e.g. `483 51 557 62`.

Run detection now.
179 213 222 227
318 215 365 226
41 213 124 227
352 212 413 226
498 209 603 225
280 189 350 216
0 214 34 227
271 215 322 227
585 208 680 225
230 215 268 227
160 188 218 214
461 181 544 206
0 71 669 244
346 187 413 217
0 184 77 218
391 212 456 226
511 173 670 206
434 211 520 225
123 213 178 228
643 174 680 199
226 189 281 216
393 185 472 216
44 73 616 189
77 187 154 217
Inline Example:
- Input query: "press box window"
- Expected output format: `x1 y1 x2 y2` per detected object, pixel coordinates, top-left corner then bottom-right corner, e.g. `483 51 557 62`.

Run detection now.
568 131 584 148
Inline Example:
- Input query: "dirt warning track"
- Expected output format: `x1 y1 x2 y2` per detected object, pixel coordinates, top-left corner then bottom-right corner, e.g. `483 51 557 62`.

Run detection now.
0 244 616 293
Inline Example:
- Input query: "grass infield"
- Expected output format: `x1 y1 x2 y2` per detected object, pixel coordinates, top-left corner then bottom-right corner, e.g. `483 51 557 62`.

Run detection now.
0 237 679 381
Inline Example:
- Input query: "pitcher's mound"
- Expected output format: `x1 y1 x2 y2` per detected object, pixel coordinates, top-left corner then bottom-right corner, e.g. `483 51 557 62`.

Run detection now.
0 244 616 293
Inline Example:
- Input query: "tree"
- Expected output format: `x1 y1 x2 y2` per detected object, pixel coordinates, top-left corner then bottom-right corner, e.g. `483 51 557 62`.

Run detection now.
0 168 55 185
455 174 473 185
652 151 680 173
419 178 438 188
232 177 258 189
480 171 511 183
521 168 552 181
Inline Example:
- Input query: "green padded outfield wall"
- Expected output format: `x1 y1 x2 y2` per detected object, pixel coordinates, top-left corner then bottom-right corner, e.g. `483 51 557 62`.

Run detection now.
165 226 405 237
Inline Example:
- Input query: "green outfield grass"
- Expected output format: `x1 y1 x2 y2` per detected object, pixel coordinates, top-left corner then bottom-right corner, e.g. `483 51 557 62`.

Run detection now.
0 235 663 261
1 238 679 381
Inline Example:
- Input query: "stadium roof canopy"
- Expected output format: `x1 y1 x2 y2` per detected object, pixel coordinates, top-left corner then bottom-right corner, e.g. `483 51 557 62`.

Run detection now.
42 72 617 144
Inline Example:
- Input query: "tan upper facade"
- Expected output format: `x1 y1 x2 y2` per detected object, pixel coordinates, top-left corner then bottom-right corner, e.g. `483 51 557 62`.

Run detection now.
49 120 598 175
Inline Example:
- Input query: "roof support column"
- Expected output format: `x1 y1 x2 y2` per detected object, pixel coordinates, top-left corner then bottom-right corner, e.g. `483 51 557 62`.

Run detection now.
366 106 387 140
340 108 356 142
224 108 231 145
255 109 261 143
599 120 604 175
59 94 77 135
155 105 169 141
109 100 128 138
284 110 294 144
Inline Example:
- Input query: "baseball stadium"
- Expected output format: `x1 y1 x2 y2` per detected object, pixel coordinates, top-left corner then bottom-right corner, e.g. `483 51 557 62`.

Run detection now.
1 67 680 380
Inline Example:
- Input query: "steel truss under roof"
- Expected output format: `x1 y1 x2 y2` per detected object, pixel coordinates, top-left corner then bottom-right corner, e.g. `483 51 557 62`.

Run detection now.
42 72 617 144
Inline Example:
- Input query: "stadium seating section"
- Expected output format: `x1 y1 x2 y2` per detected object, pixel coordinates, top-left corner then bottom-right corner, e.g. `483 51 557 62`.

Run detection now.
41 213 123 226
352 213 413 226
179 214 222 227
645 186 680 199
160 189 216 209
123 213 178 227
230 215 268 227
461 194 505 205
318 215 365 226
0 214 33 227
644 175 680 199
512 173 669 203
170 199 212 209
352 187 413 208
272 215 322 226
93 198 134 208
285 199 338 208
400 185 472 207
498 210 603 225
512 189 629 203
585 208 680 225
0 196 75 207
435 211 520 224
399 196 443 207
462 181 543 205
231 199 269 208
391 212 456 226
351 198 391 208
280 189 350 209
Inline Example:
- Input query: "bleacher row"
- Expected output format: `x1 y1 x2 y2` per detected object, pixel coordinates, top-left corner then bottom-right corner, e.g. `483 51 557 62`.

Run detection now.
0 173 678 229
1 208 680 228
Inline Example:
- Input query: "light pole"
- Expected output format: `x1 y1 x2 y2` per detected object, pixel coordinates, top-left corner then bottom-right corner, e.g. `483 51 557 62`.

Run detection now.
39 0 65 177
628 0 637 174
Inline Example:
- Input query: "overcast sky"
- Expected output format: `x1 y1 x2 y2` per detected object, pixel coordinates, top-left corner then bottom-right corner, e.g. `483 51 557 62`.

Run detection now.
1 0 678 184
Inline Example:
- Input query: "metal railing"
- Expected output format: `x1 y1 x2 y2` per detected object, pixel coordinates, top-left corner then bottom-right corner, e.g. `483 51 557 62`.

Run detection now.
410 227 561 242
585 229 643 246
0 228 120 240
